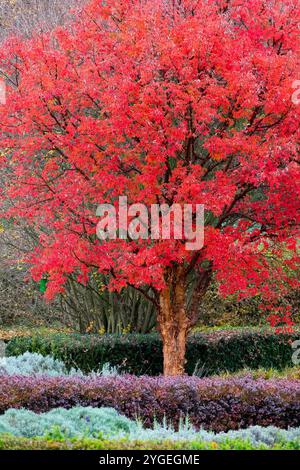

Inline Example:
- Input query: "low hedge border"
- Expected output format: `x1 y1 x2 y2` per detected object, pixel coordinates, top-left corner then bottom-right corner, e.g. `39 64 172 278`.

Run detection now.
6 328 300 375
0 435 299 450
0 375 299 432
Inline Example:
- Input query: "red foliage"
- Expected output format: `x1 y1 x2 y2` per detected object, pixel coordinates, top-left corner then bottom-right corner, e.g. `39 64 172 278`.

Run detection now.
0 0 299 324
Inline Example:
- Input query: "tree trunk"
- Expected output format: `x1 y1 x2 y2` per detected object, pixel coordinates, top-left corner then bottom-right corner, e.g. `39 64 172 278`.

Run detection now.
158 266 189 376
158 263 213 376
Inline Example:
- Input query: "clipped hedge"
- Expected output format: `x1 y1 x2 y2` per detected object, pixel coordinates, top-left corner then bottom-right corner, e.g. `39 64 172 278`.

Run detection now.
0 375 299 432
6 329 299 375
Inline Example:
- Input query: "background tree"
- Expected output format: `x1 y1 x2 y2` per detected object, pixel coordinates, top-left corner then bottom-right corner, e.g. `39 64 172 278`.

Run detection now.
0 0 299 374
0 0 80 39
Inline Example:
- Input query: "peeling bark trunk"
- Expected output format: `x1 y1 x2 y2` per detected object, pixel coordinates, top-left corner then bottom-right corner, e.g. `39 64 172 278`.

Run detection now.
158 266 189 376
158 263 213 376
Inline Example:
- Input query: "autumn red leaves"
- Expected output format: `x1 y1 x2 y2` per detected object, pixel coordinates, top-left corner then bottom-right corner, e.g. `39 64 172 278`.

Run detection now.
0 0 299 373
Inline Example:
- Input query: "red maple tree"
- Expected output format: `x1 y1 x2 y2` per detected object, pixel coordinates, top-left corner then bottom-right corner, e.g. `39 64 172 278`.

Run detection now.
0 0 299 374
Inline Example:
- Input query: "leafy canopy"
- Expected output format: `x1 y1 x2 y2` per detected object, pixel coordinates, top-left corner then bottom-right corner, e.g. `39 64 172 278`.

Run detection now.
0 0 299 325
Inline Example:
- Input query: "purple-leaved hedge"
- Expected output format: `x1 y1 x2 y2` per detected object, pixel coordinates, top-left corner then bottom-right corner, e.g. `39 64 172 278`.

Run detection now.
0 375 299 432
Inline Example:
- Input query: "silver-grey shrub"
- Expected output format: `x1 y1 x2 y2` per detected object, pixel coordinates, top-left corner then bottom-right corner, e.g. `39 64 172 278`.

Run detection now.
0 406 300 446
0 352 119 377
0 352 80 377
0 407 134 438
